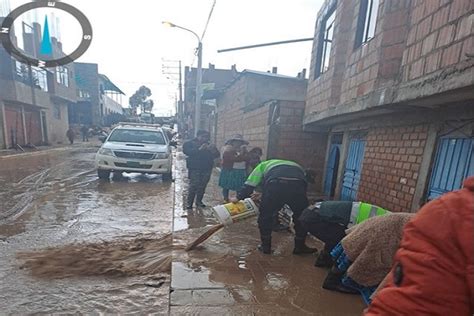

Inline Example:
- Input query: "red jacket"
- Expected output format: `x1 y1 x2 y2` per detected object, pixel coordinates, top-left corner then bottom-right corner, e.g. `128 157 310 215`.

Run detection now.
366 177 474 316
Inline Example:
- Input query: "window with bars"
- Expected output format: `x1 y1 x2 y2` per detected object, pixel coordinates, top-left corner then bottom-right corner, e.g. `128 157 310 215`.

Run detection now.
315 5 336 79
34 67 48 92
355 0 380 48
56 66 69 87
77 89 91 99
14 61 48 92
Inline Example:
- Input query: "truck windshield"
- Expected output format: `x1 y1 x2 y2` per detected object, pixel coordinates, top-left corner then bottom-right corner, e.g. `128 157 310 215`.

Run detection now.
108 129 166 145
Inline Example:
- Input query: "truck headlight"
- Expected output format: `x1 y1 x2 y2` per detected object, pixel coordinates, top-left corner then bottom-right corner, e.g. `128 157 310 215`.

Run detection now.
98 148 114 156
155 153 169 159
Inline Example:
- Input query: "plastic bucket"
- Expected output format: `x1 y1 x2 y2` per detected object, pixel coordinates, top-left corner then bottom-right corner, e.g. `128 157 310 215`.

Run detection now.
212 198 259 226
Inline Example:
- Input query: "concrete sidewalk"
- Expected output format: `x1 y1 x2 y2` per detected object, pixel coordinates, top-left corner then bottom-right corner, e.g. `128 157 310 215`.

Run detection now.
0 140 100 159
170 152 365 315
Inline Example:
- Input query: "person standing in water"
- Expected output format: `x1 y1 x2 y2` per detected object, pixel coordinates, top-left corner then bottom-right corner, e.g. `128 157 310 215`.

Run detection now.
183 130 220 209
219 135 249 202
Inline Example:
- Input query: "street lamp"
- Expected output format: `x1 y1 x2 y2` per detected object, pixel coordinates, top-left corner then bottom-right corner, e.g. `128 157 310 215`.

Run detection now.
162 21 203 137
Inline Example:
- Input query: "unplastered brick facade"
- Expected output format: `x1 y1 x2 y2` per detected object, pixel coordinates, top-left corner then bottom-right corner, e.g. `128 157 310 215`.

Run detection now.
305 0 473 211
305 0 474 123
215 71 328 192
358 124 429 212
403 0 473 80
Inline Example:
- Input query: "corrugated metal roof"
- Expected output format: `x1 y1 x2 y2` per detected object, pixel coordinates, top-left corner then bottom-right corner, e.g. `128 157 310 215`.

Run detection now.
98 74 125 95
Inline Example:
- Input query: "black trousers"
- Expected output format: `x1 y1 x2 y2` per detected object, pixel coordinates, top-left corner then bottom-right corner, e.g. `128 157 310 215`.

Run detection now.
299 209 347 252
259 180 309 239
187 169 212 206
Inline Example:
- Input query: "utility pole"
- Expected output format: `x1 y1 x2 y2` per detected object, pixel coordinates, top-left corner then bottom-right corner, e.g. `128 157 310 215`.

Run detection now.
162 22 203 136
195 42 203 136
162 59 184 132
178 61 183 133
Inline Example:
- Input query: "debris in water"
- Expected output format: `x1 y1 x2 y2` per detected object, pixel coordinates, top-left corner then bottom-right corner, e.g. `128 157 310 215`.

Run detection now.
17 234 174 279
185 223 224 251
185 199 260 251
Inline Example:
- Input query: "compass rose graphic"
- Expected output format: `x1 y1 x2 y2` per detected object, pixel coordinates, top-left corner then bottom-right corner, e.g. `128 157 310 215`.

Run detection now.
0 1 92 67
40 15 53 56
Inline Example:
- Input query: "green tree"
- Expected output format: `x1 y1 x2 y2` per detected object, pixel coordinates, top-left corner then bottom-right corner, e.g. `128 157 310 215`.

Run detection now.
129 86 154 114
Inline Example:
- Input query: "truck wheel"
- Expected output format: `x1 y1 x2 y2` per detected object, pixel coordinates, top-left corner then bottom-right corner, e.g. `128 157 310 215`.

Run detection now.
98 169 111 180
162 172 172 181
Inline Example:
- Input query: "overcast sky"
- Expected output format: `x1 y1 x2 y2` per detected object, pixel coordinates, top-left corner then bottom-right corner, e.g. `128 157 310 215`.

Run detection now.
6 0 323 115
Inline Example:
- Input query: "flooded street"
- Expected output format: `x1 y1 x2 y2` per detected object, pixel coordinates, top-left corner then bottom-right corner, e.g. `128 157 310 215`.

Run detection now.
0 147 365 315
171 152 365 315
0 145 173 314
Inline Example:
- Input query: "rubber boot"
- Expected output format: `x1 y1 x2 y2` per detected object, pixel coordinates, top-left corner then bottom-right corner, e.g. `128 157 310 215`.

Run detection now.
257 235 272 254
322 270 359 294
195 193 206 208
293 237 318 255
314 250 334 268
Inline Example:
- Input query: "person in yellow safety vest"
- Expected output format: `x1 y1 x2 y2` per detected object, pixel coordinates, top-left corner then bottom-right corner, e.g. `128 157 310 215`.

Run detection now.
235 159 318 255
299 201 389 268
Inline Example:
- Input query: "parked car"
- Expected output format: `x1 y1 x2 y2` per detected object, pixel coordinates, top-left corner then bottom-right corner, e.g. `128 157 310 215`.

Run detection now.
95 123 176 180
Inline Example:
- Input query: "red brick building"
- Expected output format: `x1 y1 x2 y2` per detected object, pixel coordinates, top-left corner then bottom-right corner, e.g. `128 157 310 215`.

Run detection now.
214 69 328 192
305 0 473 211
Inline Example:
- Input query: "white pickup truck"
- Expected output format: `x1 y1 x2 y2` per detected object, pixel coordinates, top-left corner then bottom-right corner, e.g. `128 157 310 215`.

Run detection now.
95 123 176 180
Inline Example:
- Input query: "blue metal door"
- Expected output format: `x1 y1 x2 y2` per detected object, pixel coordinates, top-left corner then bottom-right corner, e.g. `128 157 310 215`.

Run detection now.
428 137 474 200
341 139 366 201
324 144 341 197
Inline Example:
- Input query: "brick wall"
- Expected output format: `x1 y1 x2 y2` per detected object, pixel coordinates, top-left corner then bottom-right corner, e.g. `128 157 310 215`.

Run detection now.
273 101 328 192
216 73 307 152
215 74 328 193
402 0 473 80
357 123 430 212
306 0 353 115
340 0 412 104
305 0 473 125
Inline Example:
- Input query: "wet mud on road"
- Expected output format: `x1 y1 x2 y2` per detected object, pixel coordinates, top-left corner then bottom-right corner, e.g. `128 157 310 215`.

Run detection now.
171 152 366 315
0 147 174 314
1 147 366 314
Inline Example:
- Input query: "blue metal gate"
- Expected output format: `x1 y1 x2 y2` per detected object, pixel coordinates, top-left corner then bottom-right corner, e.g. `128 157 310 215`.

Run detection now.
324 144 341 197
341 139 366 201
427 137 474 200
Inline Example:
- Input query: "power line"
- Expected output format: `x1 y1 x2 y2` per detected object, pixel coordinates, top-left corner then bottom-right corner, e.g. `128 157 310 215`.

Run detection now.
189 0 217 67
217 37 313 53
201 0 217 42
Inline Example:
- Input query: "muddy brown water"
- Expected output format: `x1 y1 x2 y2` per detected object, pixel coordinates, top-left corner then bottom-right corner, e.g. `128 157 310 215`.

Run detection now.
17 233 174 279
1 148 366 315
169 152 366 315
0 147 175 314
